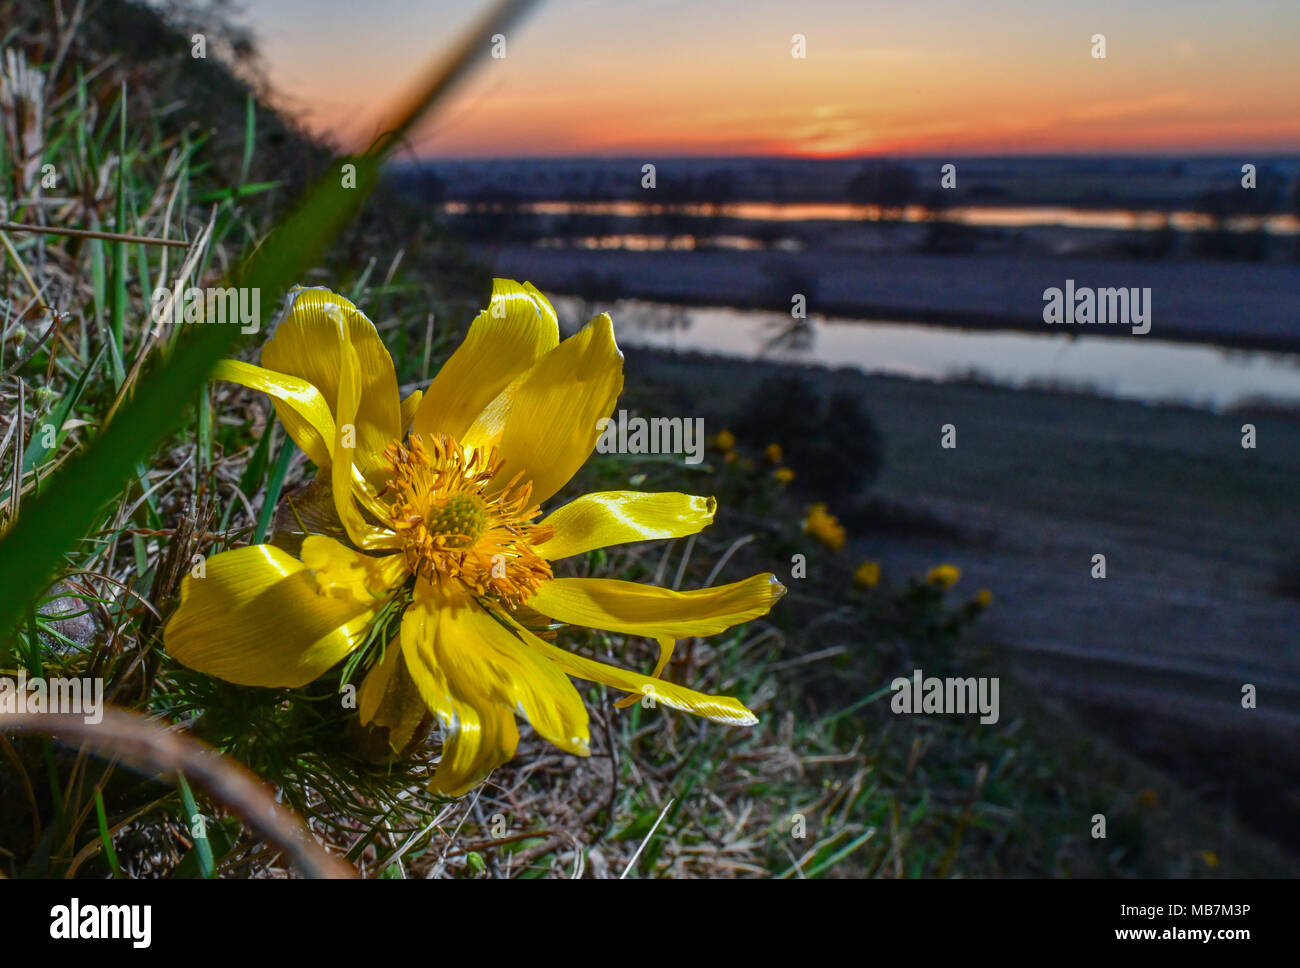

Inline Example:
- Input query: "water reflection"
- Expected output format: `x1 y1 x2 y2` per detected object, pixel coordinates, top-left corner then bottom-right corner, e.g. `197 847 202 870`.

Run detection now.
447 200 1300 235
761 316 815 353
536 234 771 252
554 298 1300 411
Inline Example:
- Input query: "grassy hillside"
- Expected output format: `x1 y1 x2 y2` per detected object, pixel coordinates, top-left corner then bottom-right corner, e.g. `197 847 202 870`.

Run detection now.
0 0 1292 878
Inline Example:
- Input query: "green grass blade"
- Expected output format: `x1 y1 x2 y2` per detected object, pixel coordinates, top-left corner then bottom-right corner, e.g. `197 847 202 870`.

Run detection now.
236 413 275 495
20 347 104 474
94 789 123 878
253 433 295 544
239 93 256 188
176 772 213 878
111 82 129 352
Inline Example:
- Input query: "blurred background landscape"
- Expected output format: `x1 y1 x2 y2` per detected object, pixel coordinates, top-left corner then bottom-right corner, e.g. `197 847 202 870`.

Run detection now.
1 0 1297 876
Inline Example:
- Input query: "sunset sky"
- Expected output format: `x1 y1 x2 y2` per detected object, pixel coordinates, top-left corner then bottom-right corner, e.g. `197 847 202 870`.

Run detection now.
243 0 1300 158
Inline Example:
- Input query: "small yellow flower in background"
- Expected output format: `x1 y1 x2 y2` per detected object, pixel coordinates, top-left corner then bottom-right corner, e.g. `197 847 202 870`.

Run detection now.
974 588 992 608
803 502 846 552
763 443 783 464
164 280 784 797
853 561 881 588
713 428 736 452
926 564 961 589
1200 850 1219 870
1138 789 1159 808
773 467 795 484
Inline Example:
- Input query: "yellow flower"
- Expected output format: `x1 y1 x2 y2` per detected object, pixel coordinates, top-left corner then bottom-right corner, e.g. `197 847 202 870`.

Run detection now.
1200 850 1219 870
853 561 880 588
926 564 960 589
763 443 782 464
712 428 736 452
773 467 795 484
165 281 784 796
973 588 992 608
1138 789 1158 808
803 502 846 552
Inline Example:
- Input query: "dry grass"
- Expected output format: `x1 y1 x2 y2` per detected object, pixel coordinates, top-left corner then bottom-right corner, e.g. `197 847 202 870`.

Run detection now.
1 0 1293 880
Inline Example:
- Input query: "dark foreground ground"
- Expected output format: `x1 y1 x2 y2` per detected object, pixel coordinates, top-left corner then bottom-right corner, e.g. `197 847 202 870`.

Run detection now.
627 347 1300 850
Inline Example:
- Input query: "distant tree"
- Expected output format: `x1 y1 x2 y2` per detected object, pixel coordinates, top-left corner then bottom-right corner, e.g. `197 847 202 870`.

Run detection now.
573 270 624 304
732 375 882 505
915 185 970 253
456 187 527 241
657 174 700 237
1141 214 1177 261
699 170 737 213
759 264 818 348
1196 181 1278 261
683 170 738 246
1291 178 1300 262
847 161 918 219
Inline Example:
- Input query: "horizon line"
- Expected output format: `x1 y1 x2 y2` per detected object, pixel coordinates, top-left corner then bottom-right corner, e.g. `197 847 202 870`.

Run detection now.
391 150 1300 164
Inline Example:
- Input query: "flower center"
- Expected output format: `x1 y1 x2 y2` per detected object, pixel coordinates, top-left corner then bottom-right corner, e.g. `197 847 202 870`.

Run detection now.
383 433 553 607
422 493 487 549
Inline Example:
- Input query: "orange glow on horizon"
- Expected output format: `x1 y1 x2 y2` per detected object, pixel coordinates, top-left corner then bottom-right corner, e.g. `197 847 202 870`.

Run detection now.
254 1 1300 159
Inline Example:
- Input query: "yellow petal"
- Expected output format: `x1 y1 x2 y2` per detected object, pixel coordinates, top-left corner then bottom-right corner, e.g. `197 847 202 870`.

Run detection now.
359 640 400 723
649 637 676 678
491 313 623 504
300 534 408 604
406 582 588 760
399 388 423 435
459 368 528 454
527 574 785 639
499 613 757 725
213 359 335 470
458 605 590 757
399 591 520 796
534 491 716 560
215 358 393 528
262 287 401 487
357 641 430 754
164 544 382 688
412 279 559 443
330 330 398 550
614 636 676 709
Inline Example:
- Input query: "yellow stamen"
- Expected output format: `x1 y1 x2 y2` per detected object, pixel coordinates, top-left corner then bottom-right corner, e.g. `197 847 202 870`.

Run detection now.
384 434 553 607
